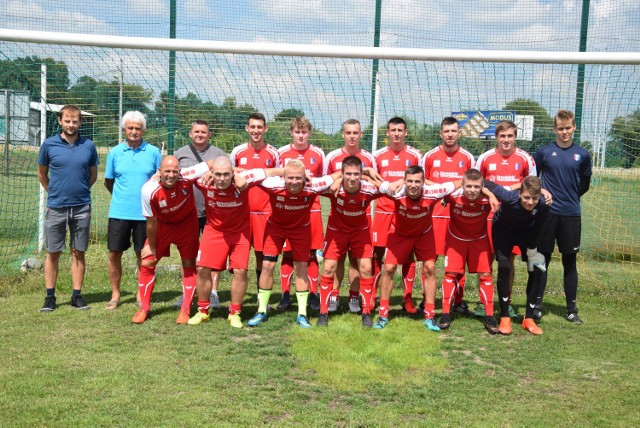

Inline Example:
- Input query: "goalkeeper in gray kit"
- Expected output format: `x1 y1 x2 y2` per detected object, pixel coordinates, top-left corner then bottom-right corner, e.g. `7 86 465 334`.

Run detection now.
483 176 550 335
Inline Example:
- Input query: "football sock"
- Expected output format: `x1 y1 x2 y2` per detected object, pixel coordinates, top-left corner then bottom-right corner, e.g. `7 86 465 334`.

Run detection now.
138 264 156 312
181 266 197 311
479 276 495 315
379 299 390 318
424 302 435 319
441 273 457 314
229 303 241 315
197 300 210 314
402 261 416 301
359 277 373 315
319 274 333 314
257 288 271 313
496 252 512 317
453 273 466 305
46 288 55 297
280 256 294 294
562 253 578 311
308 253 319 294
296 291 309 317
71 289 81 297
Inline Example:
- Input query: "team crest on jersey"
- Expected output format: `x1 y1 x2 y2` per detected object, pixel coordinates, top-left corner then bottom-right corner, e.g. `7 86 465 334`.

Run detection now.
240 158 248 165
310 158 315 165
207 191 215 198
235 190 240 198
434 160 441 167
381 160 389 167
458 161 464 168
532 208 538 215
489 164 496 171
337 199 344 206
515 163 521 170
266 159 271 166
574 154 581 161
159 200 167 208
277 196 285 201
182 189 188 196
406 160 411 166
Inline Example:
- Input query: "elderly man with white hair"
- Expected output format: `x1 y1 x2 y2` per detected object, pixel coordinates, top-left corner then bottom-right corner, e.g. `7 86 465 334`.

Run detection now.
104 110 161 309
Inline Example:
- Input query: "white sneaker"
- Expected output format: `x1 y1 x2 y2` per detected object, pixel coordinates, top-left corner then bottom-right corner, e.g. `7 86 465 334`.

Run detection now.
210 292 221 309
328 295 339 312
348 296 361 313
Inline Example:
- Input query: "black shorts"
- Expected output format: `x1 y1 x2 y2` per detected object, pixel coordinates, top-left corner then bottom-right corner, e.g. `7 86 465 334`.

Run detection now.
537 213 581 254
492 228 526 261
198 216 206 235
107 218 147 252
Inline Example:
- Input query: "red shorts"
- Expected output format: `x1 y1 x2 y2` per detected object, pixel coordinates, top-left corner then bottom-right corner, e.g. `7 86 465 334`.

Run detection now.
249 213 269 251
283 211 324 252
323 227 373 260
385 227 436 265
444 232 492 274
154 216 199 260
487 219 521 256
372 212 392 247
264 222 311 262
432 217 449 256
197 225 251 270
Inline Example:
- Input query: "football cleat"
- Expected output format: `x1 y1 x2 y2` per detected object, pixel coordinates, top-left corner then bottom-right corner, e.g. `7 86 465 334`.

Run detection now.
248 312 268 327
188 312 210 325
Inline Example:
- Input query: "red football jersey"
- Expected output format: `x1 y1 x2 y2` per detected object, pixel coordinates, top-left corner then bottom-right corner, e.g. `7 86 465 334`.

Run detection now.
475 147 536 186
196 169 266 233
278 144 325 212
381 181 456 236
445 191 491 240
230 142 280 214
422 146 475 219
141 162 210 223
373 145 421 213
261 175 334 229
324 181 381 233
324 147 376 175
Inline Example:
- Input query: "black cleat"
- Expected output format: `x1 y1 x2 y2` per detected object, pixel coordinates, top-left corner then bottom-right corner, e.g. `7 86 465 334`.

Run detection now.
438 313 451 330
484 316 500 334
277 291 291 311
71 294 90 310
317 313 329 327
40 296 56 313
452 301 475 317
308 292 320 311
361 313 373 328
565 310 583 325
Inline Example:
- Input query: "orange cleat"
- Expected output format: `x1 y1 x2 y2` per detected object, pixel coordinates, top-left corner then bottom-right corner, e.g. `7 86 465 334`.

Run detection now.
403 297 418 314
522 318 543 335
132 309 149 324
499 317 512 335
176 309 190 324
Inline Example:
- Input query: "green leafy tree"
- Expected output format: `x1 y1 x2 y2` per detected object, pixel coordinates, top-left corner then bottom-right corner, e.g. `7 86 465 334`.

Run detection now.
503 98 555 152
0 56 70 103
610 109 640 168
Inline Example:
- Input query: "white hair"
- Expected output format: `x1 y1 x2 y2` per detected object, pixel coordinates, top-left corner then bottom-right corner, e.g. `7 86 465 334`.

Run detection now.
120 111 147 130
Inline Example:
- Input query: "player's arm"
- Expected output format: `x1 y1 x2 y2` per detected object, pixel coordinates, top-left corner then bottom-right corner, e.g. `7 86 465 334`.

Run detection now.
579 175 591 197
308 171 341 193
37 165 49 192
480 185 500 212
89 165 98 188
378 180 405 198
104 179 114 194
141 216 158 260
362 167 383 184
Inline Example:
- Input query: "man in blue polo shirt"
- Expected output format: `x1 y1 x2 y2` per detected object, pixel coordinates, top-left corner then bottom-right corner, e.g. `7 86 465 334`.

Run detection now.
534 109 592 324
104 111 161 309
37 105 99 312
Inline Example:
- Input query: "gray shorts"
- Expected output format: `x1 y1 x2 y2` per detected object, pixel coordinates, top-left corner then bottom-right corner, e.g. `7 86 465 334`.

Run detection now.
45 205 92 253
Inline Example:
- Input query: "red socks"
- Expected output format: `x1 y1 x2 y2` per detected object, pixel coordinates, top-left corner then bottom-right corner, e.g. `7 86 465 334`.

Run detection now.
378 299 390 319
138 264 156 312
319 274 333 314
453 273 466 305
308 254 319 294
402 261 416 301
229 303 241 315
280 255 294 294
181 266 197 312
441 273 458 314
359 277 373 315
479 277 495 315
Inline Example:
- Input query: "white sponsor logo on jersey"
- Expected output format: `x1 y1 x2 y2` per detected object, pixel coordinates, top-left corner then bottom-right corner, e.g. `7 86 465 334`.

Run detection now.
489 163 496 171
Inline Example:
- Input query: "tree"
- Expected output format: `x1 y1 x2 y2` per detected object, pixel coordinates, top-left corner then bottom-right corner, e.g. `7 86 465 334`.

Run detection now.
610 109 640 168
0 56 70 103
273 108 305 122
503 98 555 153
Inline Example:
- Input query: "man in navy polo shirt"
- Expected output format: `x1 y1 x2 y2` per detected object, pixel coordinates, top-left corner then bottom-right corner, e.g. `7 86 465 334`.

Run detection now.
534 109 592 324
104 111 161 309
37 105 99 312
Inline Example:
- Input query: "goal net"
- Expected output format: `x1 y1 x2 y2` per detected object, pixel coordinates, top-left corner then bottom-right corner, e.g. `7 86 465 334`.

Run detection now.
0 1 638 290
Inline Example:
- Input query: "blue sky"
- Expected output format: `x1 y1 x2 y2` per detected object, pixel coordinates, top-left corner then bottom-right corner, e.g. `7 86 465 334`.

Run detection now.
1 0 639 146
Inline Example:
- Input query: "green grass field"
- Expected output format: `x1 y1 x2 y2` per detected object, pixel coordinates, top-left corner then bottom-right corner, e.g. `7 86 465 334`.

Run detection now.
1 148 639 425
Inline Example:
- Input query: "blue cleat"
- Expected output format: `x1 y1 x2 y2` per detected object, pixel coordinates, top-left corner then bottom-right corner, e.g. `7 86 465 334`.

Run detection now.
248 312 268 327
423 318 441 332
373 316 389 329
296 315 313 328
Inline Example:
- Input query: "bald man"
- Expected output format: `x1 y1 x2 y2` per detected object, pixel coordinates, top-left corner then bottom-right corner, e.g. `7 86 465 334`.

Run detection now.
188 157 283 328
132 155 215 324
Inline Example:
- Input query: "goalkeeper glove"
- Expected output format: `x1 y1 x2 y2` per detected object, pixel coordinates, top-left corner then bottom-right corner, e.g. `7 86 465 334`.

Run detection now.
526 248 546 272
